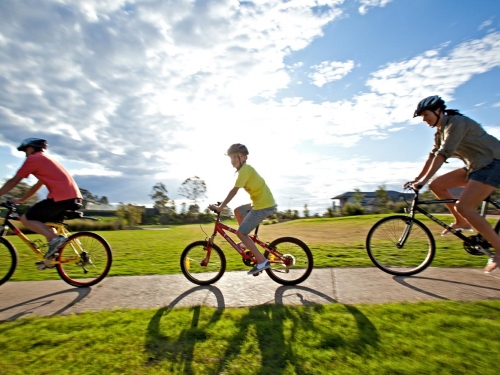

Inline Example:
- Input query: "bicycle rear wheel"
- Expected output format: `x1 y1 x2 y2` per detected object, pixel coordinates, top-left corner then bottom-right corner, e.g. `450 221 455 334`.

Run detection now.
0 238 17 286
180 241 226 285
264 237 313 285
366 215 435 276
56 232 113 287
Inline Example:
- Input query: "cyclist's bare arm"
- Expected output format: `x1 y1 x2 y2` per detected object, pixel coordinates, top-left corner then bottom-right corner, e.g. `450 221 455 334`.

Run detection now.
210 187 239 212
12 180 43 204
0 175 23 197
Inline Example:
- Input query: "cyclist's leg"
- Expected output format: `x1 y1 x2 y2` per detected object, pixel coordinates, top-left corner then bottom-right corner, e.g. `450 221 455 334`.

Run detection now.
237 206 276 265
21 199 61 242
234 204 251 225
428 168 470 231
456 164 500 272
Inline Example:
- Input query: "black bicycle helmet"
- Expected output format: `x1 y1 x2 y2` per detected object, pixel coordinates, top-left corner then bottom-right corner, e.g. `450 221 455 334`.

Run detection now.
17 138 48 152
226 143 249 155
413 95 446 118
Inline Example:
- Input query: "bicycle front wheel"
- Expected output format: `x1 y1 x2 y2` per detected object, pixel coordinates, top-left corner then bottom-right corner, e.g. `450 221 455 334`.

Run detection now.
56 232 113 287
265 237 314 285
366 215 435 276
180 241 226 285
0 238 17 286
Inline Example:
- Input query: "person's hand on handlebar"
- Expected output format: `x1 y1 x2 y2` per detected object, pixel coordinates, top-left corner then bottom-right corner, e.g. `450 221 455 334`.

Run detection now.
404 179 427 191
209 203 222 213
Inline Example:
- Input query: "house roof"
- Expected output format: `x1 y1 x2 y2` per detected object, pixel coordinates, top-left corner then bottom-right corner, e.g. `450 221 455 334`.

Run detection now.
331 190 415 200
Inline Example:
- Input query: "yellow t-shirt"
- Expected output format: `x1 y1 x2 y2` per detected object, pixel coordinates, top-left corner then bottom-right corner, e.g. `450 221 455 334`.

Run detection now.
234 164 275 210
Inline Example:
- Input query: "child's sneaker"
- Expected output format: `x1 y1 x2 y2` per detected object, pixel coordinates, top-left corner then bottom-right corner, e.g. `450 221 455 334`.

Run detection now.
45 236 67 259
247 260 270 275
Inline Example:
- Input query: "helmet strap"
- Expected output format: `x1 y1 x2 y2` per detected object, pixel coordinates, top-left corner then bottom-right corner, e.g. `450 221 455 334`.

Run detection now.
431 108 442 127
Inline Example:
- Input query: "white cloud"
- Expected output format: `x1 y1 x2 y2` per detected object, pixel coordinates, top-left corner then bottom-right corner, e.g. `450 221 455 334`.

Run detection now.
1 1 500 211
308 60 355 87
358 0 393 15
479 19 493 31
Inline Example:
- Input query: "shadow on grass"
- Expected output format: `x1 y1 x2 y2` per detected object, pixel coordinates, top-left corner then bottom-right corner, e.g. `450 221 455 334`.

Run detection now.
0 287 91 322
144 285 379 374
144 285 225 373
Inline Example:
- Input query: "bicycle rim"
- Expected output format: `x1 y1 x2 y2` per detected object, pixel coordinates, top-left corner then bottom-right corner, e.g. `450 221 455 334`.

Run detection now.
265 237 314 285
180 241 226 285
56 232 113 287
366 216 435 276
0 238 17 286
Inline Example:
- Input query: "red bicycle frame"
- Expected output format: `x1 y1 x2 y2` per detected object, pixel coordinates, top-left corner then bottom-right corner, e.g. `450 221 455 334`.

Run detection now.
203 214 282 266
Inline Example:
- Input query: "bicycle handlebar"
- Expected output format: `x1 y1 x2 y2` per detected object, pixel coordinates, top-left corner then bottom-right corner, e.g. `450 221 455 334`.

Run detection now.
0 201 15 209
404 182 423 192
208 202 223 214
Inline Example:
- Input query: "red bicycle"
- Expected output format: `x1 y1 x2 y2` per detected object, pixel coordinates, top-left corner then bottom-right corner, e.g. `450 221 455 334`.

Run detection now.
180 205 314 286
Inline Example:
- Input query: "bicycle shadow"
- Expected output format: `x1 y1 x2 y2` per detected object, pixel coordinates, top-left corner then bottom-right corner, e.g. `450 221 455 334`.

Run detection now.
276 285 379 355
144 285 225 373
0 287 91 322
393 275 500 300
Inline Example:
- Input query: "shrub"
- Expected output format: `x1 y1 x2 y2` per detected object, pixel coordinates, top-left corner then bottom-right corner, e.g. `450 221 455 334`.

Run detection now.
342 203 364 216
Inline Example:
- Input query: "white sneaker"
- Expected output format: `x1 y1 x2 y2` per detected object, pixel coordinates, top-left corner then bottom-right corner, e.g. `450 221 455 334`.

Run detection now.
247 260 271 275
45 236 68 258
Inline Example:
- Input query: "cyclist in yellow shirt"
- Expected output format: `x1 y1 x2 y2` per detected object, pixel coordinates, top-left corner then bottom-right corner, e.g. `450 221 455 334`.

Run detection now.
210 144 277 275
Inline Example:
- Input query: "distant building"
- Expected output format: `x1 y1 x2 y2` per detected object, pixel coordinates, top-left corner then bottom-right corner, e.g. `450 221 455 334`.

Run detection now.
81 203 117 217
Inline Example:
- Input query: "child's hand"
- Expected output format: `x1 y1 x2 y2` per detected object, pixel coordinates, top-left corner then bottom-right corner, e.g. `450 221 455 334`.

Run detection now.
209 204 221 213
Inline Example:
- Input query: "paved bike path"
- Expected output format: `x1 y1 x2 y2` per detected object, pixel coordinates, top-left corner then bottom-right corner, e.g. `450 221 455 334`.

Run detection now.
1 267 500 321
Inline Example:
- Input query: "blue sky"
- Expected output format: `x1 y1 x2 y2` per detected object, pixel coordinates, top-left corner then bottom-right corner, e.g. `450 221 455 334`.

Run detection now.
1 0 500 214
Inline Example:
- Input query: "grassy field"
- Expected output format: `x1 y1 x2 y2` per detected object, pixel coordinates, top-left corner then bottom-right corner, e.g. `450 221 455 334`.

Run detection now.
4 214 496 282
1 300 499 374
2 215 500 375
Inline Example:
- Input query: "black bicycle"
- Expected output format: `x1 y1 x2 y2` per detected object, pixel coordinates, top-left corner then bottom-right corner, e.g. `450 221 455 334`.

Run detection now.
365 184 496 276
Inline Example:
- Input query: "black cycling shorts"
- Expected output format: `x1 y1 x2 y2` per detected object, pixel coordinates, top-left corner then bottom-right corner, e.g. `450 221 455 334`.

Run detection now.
25 198 82 223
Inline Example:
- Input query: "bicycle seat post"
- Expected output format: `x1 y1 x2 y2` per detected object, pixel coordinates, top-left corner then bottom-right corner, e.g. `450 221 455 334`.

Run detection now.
481 200 488 218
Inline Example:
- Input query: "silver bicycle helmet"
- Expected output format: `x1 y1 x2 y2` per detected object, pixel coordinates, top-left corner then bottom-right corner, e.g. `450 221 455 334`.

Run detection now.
17 138 48 152
413 95 445 118
226 143 249 155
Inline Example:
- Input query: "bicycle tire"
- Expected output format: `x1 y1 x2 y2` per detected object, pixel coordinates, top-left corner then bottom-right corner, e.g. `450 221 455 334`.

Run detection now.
180 241 226 285
366 215 436 276
56 232 113 287
264 237 314 285
0 237 18 286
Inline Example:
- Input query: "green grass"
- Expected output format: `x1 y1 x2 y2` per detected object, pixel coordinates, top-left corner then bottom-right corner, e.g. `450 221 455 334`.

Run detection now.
3 214 496 282
1 300 499 374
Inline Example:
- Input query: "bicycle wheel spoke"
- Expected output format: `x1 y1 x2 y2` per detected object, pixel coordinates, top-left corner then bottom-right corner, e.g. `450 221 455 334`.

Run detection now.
56 232 112 287
0 238 17 286
180 241 226 285
265 237 313 285
366 216 435 276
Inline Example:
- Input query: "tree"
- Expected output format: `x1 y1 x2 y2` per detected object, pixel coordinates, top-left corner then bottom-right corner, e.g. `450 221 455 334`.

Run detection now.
116 203 142 226
220 206 233 219
80 188 97 208
303 204 310 218
375 184 390 212
178 176 207 206
352 189 365 205
149 182 170 213
1 179 39 205
98 196 109 205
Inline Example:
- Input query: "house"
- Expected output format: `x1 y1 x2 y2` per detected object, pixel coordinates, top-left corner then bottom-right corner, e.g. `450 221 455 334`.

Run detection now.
331 190 415 211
